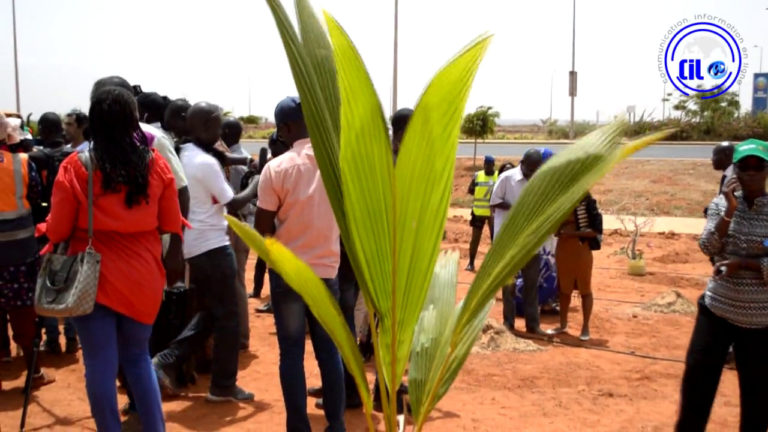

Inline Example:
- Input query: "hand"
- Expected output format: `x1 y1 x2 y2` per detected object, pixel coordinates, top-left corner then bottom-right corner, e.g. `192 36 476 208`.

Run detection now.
722 178 739 215
163 243 185 286
713 259 742 278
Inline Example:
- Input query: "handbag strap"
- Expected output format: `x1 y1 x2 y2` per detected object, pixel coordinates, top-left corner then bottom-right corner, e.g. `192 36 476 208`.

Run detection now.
77 149 95 246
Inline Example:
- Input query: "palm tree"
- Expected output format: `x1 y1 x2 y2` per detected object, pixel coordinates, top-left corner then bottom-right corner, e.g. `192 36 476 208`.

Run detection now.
228 1 674 430
461 106 500 169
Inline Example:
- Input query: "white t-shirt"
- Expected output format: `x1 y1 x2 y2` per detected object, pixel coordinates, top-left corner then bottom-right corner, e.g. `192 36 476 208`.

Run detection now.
227 143 256 224
180 143 234 259
489 166 528 238
140 122 188 189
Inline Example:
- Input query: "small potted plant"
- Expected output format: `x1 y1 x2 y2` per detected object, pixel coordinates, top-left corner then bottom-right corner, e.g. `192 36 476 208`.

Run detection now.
617 214 653 276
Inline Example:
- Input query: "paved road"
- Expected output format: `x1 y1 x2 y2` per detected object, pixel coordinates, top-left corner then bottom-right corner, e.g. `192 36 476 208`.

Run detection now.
242 140 713 160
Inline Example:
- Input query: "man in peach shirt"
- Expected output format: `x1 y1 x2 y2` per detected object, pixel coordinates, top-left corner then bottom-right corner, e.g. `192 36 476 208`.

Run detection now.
255 97 345 432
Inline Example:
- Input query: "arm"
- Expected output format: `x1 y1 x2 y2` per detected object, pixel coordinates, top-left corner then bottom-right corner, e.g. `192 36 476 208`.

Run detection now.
467 175 476 195
699 195 730 257
489 177 510 210
254 164 279 237
255 207 277 237
156 160 183 236
211 147 253 168
25 159 44 223
46 158 79 244
226 178 259 214
158 162 186 284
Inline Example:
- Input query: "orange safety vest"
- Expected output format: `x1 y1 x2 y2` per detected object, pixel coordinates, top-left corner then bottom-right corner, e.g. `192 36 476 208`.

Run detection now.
0 150 33 241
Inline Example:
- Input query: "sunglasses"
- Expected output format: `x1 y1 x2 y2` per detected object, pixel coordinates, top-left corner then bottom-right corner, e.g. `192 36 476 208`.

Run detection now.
736 160 768 173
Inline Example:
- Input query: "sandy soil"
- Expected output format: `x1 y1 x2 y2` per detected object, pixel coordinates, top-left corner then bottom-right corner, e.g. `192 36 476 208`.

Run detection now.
453 158 720 218
0 209 740 431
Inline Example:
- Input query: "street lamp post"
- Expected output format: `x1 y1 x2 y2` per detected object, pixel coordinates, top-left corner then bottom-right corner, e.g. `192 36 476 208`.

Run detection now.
754 45 764 73
568 0 576 140
12 0 21 113
392 0 399 116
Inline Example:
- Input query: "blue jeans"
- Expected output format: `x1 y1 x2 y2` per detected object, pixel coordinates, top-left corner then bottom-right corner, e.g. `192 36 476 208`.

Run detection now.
270 270 346 432
72 304 164 432
44 317 76 341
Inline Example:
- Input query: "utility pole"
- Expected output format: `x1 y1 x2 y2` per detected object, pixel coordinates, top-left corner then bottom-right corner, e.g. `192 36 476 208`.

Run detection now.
12 0 21 113
754 45 764 72
392 0 399 116
549 73 553 122
568 0 576 140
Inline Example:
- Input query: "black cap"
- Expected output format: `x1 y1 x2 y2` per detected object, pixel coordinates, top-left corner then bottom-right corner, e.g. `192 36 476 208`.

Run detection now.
274 97 303 125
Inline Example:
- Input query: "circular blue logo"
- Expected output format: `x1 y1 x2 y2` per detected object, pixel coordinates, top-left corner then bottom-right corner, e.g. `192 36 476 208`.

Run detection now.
662 21 742 99
707 61 727 79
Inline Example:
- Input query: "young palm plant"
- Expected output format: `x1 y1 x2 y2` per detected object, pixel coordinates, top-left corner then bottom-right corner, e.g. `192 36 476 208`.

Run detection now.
226 1 674 430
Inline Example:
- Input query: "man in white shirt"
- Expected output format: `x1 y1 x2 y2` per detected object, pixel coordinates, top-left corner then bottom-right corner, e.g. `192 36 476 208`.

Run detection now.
153 102 258 403
63 110 89 153
490 149 546 335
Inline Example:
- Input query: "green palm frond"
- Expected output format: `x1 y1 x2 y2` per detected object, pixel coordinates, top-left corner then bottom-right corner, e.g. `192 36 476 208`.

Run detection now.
407 126 674 429
236 2 678 431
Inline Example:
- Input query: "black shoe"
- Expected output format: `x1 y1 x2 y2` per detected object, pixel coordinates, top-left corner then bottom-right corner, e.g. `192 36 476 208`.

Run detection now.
206 386 255 403
65 338 78 354
248 292 261 299
503 322 515 332
372 384 410 414
525 327 549 337
41 340 62 355
152 357 181 396
307 386 323 399
315 396 363 410
372 395 410 415
464 263 475 272
255 302 273 314
120 401 138 416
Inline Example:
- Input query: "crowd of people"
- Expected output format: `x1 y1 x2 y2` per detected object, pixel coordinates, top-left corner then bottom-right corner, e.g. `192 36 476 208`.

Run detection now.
465 148 601 340
1 74 768 431
0 76 417 431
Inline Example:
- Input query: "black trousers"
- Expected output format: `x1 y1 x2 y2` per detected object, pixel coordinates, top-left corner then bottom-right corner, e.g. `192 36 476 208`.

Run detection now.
676 296 768 432
155 245 240 393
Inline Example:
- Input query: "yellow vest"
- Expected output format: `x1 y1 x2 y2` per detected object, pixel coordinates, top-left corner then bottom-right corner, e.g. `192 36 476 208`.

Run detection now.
472 170 498 217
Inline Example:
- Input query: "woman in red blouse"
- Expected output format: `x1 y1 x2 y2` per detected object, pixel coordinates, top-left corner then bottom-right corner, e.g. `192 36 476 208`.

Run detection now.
47 87 181 432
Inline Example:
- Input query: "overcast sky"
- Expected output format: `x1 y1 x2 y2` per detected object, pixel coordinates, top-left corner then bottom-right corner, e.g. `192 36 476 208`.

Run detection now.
0 0 766 123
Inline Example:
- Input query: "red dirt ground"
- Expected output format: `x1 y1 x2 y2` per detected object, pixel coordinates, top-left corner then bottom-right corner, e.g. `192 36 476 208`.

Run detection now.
0 212 739 431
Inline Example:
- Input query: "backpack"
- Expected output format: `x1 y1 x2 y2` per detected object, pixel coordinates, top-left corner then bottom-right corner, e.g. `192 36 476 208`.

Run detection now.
39 146 74 205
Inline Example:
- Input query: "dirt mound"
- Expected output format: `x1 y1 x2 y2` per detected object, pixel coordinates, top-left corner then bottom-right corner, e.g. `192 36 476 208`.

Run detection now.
652 250 701 265
640 290 697 314
472 319 545 354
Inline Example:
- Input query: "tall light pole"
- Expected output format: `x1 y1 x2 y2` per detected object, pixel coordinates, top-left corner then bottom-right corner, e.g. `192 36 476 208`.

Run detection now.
568 0 576 140
754 44 764 73
12 0 21 113
549 74 554 121
391 0 399 116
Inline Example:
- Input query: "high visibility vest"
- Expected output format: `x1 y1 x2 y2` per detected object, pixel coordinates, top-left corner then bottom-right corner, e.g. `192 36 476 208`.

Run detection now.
0 150 34 242
472 170 498 217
